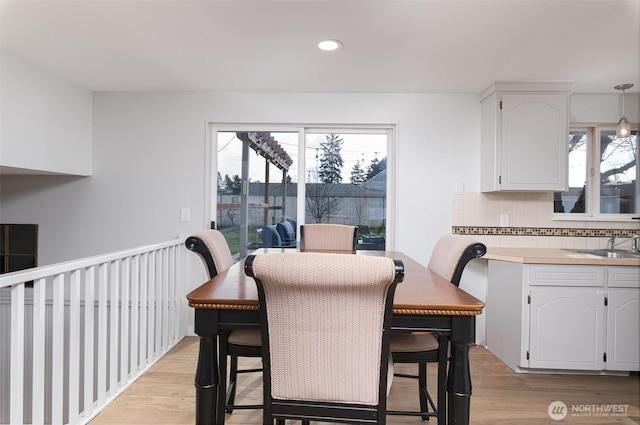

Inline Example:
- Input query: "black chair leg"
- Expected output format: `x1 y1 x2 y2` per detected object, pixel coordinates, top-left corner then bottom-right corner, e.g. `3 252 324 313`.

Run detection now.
437 335 448 425
225 354 239 414
418 361 430 421
217 331 229 425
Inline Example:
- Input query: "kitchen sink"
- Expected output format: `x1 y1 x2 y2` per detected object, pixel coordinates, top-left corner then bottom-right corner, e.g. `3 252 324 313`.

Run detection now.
568 249 640 259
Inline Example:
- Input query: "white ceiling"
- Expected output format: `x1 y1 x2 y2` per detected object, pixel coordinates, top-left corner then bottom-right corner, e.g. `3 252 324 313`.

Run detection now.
1 0 638 94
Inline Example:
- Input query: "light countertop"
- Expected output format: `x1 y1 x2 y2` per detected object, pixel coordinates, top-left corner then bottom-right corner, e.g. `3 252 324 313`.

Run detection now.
484 247 640 266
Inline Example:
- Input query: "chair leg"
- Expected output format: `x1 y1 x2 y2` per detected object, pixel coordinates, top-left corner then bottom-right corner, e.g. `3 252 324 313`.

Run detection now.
216 331 230 425
418 361 430 421
225 354 239 414
437 335 448 425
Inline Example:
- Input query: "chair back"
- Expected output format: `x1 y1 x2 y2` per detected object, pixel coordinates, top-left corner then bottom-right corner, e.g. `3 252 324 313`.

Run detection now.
245 252 403 406
427 234 486 286
276 220 296 247
185 229 234 278
299 224 357 251
260 224 282 248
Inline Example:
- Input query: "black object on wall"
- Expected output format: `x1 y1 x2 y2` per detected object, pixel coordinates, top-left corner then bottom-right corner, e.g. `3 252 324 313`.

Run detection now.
1 224 38 273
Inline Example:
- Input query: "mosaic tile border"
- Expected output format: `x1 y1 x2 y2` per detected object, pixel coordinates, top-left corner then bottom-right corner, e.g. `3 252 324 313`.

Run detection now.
452 226 639 238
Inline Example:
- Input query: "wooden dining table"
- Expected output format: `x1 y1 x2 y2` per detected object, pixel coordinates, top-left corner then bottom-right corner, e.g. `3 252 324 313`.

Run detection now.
187 248 485 425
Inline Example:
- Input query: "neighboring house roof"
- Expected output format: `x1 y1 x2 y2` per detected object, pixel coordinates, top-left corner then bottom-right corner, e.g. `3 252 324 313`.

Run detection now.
361 169 386 192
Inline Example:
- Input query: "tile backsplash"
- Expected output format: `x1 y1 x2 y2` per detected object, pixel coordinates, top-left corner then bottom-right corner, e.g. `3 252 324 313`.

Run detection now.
451 192 639 249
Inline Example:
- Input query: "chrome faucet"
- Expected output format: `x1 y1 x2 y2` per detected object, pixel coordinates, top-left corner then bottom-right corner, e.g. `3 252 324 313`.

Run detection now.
607 235 639 253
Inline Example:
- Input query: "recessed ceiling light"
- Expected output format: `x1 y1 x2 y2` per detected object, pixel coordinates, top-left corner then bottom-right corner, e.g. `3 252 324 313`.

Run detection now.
317 39 342 51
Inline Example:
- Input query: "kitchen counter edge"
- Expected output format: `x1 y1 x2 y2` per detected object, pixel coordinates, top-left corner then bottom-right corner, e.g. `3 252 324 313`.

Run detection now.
484 247 640 266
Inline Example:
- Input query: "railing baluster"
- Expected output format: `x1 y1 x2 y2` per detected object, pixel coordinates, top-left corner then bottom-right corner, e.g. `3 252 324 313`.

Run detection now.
139 253 148 367
130 255 140 377
84 266 96 419
120 257 130 386
162 248 169 352
148 252 156 361
168 246 177 342
51 273 65 425
32 277 47 425
0 238 186 425
109 260 120 396
10 283 25 425
69 269 82 424
97 263 109 406
155 250 163 355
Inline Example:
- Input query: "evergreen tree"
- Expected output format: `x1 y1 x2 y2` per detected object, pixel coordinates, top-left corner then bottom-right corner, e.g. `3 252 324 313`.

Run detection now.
350 159 367 185
318 134 344 184
366 156 387 180
224 174 242 194
217 172 223 192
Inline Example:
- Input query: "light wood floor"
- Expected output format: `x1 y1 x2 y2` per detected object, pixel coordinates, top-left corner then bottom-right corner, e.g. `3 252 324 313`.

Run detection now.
90 336 639 425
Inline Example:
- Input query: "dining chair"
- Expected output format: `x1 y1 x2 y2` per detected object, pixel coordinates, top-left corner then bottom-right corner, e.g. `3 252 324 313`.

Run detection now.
185 230 263 422
299 223 358 250
388 234 486 423
260 224 283 248
245 252 404 425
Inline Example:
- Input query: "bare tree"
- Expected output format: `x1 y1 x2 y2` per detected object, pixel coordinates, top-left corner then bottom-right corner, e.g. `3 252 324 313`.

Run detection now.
305 183 341 223
354 197 367 223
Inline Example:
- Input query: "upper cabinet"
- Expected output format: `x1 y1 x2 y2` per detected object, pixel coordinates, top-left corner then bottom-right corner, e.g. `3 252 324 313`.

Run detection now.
480 82 573 192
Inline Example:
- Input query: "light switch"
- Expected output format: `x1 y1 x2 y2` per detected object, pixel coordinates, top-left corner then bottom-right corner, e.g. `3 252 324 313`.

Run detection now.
500 214 509 227
180 208 190 222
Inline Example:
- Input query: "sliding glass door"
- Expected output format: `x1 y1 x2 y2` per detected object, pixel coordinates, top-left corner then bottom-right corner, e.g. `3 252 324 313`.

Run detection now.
304 131 388 249
215 130 299 258
212 126 393 257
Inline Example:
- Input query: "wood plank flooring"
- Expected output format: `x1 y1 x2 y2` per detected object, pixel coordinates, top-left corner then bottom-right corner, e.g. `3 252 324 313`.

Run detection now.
90 337 639 424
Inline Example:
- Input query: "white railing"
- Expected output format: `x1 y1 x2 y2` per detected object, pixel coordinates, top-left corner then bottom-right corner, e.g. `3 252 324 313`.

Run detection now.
0 238 188 425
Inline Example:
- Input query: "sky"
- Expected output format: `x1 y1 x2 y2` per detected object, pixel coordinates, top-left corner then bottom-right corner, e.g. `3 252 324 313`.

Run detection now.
217 131 387 184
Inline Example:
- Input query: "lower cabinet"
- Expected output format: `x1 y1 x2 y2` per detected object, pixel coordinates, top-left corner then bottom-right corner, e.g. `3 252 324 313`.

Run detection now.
606 266 640 371
487 262 639 373
529 287 605 370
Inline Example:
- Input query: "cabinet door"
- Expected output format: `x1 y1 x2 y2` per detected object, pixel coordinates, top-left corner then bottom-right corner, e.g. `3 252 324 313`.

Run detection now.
606 289 640 371
529 288 605 370
500 94 568 191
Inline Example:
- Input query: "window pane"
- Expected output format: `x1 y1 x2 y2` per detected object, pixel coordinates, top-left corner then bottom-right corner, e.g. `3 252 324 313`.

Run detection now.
305 132 387 249
216 131 298 258
599 130 637 214
555 131 588 213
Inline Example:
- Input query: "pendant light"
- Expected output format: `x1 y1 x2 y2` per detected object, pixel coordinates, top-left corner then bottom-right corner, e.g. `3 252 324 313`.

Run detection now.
615 83 633 139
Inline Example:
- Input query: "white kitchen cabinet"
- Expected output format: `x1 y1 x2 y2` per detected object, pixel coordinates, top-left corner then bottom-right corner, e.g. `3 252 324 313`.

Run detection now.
606 267 640 371
486 262 639 373
529 287 605 370
480 81 572 192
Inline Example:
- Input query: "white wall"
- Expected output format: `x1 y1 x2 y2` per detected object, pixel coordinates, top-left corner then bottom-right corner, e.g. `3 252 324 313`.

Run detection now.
0 51 93 175
204 92 481 266
1 90 480 266
3 57 635 268
571 93 640 124
1 92 209 264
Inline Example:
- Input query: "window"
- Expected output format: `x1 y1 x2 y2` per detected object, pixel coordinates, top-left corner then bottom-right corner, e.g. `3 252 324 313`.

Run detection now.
304 131 389 249
215 130 300 258
554 127 638 219
212 126 395 257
